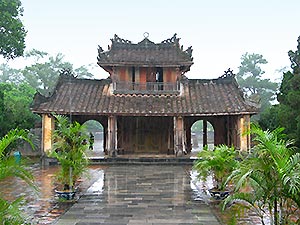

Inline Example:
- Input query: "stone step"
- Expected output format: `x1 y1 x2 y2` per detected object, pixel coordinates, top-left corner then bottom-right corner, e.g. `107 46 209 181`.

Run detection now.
88 156 195 165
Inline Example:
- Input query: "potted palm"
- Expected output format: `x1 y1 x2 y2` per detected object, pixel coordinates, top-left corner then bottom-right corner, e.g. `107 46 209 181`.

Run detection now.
193 144 238 200
49 115 89 200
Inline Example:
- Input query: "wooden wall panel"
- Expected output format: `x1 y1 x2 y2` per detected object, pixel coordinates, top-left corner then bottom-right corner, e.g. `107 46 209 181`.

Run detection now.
117 117 173 154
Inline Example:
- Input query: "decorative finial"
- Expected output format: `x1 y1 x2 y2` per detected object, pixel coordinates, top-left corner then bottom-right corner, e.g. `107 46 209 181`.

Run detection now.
143 32 149 39
220 68 235 79
224 68 234 76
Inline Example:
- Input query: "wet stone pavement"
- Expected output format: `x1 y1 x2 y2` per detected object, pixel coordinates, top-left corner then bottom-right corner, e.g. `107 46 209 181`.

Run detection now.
54 165 221 225
0 163 105 224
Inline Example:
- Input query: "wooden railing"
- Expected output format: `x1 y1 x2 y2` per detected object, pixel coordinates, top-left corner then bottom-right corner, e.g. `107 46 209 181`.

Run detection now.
113 82 180 94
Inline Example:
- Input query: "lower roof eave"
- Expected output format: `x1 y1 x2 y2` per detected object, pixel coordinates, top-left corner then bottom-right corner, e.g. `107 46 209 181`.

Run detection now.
33 110 258 117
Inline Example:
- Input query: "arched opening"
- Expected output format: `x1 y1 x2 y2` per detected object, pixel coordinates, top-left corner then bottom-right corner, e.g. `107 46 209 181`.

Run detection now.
83 120 104 157
191 120 214 154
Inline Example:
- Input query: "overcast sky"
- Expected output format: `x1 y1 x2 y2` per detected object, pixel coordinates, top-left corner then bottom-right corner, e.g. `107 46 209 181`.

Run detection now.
5 0 300 80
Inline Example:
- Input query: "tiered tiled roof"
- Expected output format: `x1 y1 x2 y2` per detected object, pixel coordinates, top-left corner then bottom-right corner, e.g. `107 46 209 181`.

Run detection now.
97 34 193 70
31 74 258 116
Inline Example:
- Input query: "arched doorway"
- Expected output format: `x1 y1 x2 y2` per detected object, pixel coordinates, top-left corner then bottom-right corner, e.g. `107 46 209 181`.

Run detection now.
83 120 104 157
191 120 214 154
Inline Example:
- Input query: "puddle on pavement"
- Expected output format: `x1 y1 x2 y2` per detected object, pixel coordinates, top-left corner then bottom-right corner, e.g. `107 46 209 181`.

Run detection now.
0 162 106 225
86 170 104 194
190 170 213 202
0 162 210 225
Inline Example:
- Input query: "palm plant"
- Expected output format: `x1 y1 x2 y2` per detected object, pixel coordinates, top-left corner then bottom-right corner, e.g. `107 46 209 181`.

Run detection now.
50 115 89 192
193 144 238 191
223 124 300 225
0 128 36 225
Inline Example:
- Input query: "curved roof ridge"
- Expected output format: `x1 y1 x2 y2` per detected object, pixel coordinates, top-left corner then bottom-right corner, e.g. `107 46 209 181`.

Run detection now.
97 33 193 68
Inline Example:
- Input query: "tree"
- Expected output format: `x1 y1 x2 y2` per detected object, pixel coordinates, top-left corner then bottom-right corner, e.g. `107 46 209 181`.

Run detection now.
0 63 23 84
274 36 300 147
0 50 95 139
0 82 38 138
22 49 94 96
0 129 37 224
237 53 278 120
0 0 26 59
258 104 281 131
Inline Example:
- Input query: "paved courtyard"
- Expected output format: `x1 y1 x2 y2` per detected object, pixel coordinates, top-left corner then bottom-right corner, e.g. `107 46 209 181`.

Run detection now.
54 165 221 225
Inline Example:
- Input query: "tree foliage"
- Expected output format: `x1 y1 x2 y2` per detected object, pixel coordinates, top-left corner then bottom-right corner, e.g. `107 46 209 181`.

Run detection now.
0 63 23 84
237 53 278 120
0 0 26 59
258 104 281 131
0 82 38 138
22 49 94 96
0 49 95 138
261 36 300 147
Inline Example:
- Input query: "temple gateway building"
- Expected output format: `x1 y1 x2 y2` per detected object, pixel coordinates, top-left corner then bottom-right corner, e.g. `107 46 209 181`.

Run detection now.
32 34 258 157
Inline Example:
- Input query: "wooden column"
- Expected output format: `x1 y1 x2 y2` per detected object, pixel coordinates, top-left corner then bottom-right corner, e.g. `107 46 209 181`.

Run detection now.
246 115 251 150
203 120 208 148
167 121 172 154
42 114 54 154
107 116 117 156
226 116 230 145
115 117 118 151
185 123 192 153
103 127 107 154
239 115 251 151
174 116 184 156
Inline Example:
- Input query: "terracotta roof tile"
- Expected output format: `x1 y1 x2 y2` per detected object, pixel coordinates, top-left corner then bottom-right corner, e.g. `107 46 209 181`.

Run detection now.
97 34 193 69
32 76 258 116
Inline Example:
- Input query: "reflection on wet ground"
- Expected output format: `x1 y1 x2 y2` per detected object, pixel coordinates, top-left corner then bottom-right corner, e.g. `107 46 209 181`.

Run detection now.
1 163 221 225
2 160 272 225
55 165 220 225
0 163 106 224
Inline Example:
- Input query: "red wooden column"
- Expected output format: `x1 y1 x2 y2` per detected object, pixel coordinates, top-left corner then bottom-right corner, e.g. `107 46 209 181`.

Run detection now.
174 116 185 156
107 116 117 156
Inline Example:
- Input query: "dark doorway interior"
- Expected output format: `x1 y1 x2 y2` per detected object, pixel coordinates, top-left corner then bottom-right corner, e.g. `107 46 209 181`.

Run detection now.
117 116 173 154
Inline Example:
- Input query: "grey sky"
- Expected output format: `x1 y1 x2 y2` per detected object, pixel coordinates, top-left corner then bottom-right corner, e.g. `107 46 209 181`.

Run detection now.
5 0 300 80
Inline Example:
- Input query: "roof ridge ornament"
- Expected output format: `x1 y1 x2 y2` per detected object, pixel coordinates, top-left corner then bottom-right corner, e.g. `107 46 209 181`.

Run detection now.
111 34 132 44
98 45 104 53
60 68 76 79
185 46 193 60
143 32 149 39
220 68 235 79
97 44 106 61
161 33 180 44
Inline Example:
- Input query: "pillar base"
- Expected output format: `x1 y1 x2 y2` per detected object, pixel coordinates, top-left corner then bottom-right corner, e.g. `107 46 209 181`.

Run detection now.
109 149 117 157
175 145 184 157
40 155 57 167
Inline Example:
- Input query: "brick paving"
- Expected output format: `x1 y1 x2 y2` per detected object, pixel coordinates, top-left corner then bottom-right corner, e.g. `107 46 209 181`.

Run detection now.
54 165 221 225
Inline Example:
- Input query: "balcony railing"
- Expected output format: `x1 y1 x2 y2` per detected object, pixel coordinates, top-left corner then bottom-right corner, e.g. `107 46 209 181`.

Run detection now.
113 82 180 94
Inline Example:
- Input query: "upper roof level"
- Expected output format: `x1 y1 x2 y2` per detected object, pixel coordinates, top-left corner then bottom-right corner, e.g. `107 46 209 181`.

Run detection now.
97 33 194 73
